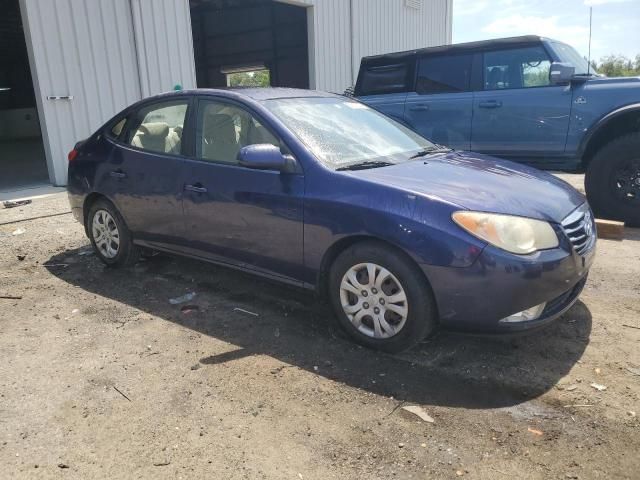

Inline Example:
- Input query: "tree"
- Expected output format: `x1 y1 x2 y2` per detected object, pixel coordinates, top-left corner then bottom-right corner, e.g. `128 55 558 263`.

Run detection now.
227 69 270 87
592 55 640 77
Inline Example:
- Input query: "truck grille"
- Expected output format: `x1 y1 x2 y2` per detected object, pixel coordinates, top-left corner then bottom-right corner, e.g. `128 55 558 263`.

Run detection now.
561 204 595 256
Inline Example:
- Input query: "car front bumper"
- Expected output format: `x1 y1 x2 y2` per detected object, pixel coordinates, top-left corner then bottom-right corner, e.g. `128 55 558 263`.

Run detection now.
421 241 595 333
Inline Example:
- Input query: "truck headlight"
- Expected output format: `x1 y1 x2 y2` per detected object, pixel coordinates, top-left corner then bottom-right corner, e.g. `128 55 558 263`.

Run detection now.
452 211 559 255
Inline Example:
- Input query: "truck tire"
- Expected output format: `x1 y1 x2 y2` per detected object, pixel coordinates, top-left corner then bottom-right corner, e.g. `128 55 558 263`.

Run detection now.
585 133 640 227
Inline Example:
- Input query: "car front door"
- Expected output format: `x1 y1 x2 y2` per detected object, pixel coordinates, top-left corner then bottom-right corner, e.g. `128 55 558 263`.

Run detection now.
471 45 572 157
181 97 305 282
403 53 474 150
103 98 191 249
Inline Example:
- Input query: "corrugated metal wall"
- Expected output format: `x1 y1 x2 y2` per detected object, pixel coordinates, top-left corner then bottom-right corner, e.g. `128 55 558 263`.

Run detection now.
290 0 452 93
20 0 142 185
20 0 196 185
130 0 197 97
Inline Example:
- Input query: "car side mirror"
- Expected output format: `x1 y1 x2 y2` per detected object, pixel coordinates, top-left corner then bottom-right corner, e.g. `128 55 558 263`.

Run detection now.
549 62 575 85
237 144 291 172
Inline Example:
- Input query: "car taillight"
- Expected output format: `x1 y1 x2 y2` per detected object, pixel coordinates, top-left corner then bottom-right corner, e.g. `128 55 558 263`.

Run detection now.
68 148 78 162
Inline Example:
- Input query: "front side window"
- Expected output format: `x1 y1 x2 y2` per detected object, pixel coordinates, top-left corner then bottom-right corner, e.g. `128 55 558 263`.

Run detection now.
416 54 472 94
264 97 434 170
484 46 552 90
359 63 409 96
196 100 280 164
127 101 188 155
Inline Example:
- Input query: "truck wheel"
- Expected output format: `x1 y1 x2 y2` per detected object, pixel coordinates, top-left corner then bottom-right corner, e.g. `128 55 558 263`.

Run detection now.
585 133 640 227
328 241 438 353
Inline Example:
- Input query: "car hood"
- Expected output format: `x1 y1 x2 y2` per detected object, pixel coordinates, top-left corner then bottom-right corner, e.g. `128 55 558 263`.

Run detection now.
351 151 585 223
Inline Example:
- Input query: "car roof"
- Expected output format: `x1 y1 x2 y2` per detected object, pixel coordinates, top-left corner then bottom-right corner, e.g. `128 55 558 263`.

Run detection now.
361 35 552 64
155 87 338 102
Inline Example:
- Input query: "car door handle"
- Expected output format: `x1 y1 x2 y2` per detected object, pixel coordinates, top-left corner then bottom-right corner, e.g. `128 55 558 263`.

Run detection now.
184 183 208 194
110 170 127 179
478 100 502 109
409 104 429 112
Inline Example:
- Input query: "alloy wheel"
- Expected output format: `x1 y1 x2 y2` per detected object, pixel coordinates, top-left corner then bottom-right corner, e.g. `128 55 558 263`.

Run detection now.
91 209 120 259
339 262 408 339
612 158 640 206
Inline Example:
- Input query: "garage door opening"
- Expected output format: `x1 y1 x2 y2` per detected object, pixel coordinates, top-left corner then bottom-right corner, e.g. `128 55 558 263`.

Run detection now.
0 0 47 192
190 0 309 89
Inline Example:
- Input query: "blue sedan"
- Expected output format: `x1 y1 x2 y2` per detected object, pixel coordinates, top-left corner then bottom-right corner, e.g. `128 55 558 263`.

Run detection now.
67 88 596 352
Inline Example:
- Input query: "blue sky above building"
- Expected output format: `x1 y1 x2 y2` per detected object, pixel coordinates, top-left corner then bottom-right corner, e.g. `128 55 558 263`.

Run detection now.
453 0 640 61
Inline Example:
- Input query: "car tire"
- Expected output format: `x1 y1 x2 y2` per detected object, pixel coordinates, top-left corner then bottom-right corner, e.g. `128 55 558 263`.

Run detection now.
328 241 437 353
87 198 140 267
585 133 640 227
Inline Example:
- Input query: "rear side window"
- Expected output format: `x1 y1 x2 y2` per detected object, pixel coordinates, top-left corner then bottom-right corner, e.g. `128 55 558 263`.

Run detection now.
483 46 552 90
415 54 472 94
126 101 189 155
359 63 410 96
109 118 127 138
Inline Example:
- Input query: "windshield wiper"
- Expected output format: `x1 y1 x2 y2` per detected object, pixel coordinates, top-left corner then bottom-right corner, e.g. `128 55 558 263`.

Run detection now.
409 145 451 159
336 160 395 171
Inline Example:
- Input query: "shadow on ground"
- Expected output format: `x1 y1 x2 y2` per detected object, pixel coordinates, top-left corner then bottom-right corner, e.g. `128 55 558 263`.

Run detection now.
47 247 592 410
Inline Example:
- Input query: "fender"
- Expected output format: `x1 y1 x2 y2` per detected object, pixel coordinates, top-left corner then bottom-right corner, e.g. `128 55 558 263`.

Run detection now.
578 102 640 158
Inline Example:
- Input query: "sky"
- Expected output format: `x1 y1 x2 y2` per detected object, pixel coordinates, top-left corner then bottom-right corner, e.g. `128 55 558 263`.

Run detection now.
453 0 640 62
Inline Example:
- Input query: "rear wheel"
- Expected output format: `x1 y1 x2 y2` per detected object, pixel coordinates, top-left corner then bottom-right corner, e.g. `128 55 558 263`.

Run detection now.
328 241 437 353
585 133 640 227
87 199 140 267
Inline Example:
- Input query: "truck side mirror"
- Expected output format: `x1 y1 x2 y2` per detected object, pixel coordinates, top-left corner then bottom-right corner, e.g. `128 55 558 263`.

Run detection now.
549 62 575 85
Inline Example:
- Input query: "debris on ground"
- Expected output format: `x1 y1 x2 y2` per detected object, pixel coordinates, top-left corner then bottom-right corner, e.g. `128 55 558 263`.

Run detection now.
3 199 32 209
190 363 201 371
180 305 200 314
401 405 435 423
113 386 132 402
11 228 25 236
625 367 640 376
565 384 579 391
233 307 259 317
169 292 196 305
0 295 22 300
153 461 171 467
17 254 26 261
57 463 69 469
591 383 608 391
528 427 544 436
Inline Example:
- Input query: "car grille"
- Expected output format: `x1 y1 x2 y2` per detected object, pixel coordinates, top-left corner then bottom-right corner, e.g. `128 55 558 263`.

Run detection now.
561 204 595 256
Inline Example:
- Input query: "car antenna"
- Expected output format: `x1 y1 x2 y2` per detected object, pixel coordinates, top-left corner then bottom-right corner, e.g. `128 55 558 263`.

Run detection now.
587 6 593 75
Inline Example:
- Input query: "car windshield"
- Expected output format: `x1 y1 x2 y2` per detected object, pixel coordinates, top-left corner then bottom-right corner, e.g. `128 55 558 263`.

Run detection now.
550 41 595 75
263 97 435 170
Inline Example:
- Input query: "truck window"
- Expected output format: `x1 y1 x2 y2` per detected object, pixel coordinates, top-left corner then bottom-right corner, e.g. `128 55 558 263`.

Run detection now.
415 54 472 94
359 63 409 96
483 46 551 90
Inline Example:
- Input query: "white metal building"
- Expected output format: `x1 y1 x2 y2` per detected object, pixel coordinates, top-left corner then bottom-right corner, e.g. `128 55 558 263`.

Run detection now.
0 0 451 189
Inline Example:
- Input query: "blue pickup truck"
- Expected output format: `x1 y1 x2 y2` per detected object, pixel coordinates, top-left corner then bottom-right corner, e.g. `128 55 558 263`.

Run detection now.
354 35 640 226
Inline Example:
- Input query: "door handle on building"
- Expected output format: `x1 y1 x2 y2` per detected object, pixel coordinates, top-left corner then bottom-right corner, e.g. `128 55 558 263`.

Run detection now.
46 95 74 100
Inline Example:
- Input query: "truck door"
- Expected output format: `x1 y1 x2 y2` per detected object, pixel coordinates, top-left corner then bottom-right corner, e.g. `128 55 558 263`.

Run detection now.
471 45 572 156
403 53 474 151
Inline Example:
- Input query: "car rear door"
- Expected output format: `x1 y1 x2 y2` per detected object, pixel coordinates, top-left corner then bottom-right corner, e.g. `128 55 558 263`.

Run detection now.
403 53 474 150
102 98 191 248
181 97 305 283
471 45 572 156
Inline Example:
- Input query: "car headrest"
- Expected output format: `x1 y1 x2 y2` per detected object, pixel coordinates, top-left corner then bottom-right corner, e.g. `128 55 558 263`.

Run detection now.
140 122 169 138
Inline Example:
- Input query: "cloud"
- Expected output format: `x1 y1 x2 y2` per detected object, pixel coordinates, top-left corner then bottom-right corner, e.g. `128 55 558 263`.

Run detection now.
584 0 631 5
482 14 589 40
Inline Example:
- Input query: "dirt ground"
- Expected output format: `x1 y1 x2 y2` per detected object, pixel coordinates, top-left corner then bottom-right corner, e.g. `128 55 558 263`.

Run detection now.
1 188 639 479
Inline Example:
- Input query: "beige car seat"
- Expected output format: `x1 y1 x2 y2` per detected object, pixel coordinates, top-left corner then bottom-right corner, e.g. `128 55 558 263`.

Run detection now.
202 113 239 162
132 122 183 155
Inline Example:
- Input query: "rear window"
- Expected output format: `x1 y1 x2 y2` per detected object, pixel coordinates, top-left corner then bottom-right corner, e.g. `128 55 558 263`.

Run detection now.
358 63 410 96
415 54 472 94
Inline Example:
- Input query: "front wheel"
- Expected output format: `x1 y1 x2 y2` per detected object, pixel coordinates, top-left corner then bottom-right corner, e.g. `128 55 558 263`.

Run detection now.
585 133 640 227
328 241 437 353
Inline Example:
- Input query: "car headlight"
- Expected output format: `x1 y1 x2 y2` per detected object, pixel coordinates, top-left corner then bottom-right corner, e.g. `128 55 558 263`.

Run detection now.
452 211 559 255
